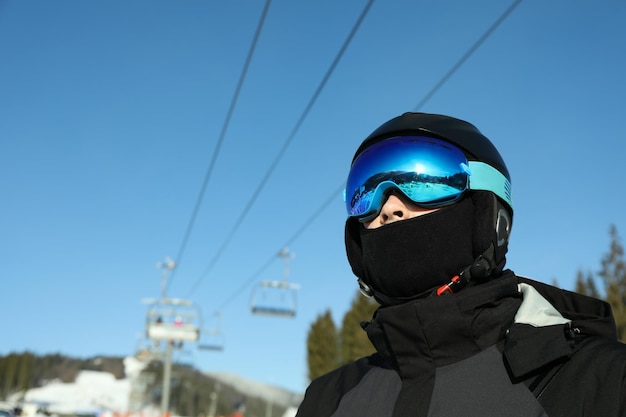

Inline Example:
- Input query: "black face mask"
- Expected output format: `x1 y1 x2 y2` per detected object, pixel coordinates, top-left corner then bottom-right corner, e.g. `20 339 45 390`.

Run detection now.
359 198 475 301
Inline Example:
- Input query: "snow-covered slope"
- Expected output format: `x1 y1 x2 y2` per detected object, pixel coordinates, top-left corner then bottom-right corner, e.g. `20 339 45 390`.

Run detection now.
13 357 148 415
8 357 302 417
205 372 302 408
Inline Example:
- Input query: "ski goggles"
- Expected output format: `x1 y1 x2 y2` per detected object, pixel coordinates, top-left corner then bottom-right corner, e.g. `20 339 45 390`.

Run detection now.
344 136 512 220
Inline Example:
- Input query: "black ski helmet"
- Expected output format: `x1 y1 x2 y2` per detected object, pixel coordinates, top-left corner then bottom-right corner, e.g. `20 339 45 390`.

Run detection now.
345 112 513 300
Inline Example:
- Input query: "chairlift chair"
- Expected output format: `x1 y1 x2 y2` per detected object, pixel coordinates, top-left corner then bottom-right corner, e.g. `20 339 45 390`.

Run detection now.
198 312 225 351
250 280 299 317
198 328 225 351
250 247 299 318
145 299 201 342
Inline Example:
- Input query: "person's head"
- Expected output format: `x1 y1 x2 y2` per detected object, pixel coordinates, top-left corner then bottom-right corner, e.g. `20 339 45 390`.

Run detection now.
344 112 513 305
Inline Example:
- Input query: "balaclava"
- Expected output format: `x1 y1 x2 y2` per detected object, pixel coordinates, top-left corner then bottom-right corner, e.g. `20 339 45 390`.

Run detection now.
344 112 513 305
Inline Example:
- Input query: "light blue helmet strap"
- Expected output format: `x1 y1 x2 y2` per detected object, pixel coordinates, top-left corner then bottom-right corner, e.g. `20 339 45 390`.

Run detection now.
467 161 513 210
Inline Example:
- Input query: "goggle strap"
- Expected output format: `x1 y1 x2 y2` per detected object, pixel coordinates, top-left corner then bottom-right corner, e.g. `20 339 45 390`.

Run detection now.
468 161 513 209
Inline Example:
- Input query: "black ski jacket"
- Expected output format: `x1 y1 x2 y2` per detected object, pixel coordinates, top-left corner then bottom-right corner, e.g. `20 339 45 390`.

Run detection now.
296 271 626 417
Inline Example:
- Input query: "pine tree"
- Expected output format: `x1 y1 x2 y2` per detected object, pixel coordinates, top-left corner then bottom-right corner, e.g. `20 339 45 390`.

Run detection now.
17 351 35 393
2 353 18 396
598 225 626 342
573 225 626 343
306 310 338 381
574 269 600 298
339 291 378 365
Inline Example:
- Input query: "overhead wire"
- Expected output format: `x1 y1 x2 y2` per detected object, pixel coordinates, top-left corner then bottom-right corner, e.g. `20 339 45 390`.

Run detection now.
215 183 344 312
185 0 376 298
166 0 273 292
413 0 523 111
204 0 524 313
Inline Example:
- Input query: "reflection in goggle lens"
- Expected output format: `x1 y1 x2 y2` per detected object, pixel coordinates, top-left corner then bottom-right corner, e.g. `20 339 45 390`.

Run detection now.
346 136 471 219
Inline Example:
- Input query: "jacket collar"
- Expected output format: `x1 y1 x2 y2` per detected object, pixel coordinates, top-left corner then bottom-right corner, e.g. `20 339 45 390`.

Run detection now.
514 282 571 326
518 276 617 339
364 271 617 382
364 272 522 380
504 277 618 379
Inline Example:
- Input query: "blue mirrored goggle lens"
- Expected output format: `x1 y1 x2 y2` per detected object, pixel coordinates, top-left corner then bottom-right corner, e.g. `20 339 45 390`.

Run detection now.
345 136 470 218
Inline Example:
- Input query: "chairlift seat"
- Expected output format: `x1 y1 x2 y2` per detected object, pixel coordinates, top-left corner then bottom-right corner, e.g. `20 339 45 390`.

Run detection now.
251 305 296 317
148 323 200 341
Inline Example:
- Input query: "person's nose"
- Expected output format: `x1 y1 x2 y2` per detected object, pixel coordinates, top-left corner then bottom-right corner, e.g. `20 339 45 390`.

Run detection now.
377 194 408 226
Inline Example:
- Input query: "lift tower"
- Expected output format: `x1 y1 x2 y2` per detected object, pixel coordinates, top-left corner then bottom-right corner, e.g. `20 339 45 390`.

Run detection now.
144 257 200 417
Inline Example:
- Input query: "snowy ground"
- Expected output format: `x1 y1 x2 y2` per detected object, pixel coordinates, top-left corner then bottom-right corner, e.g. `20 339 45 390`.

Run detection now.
9 357 152 416
7 357 298 417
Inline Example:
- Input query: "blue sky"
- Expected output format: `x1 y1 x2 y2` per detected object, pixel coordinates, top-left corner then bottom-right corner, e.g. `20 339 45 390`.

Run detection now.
1 0 625 395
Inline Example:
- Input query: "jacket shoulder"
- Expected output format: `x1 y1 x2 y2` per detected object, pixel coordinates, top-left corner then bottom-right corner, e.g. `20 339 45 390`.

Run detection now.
540 336 626 416
296 354 393 417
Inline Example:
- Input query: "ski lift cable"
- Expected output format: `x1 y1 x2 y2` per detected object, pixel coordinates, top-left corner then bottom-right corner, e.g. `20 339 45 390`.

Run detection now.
213 184 344 313
185 0 376 298
413 0 523 112
202 0 523 312
166 0 273 292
